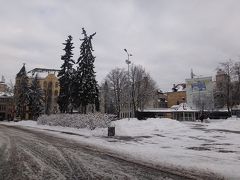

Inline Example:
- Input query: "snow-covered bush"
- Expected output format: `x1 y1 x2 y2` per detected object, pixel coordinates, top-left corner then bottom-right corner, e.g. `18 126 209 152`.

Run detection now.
37 113 115 130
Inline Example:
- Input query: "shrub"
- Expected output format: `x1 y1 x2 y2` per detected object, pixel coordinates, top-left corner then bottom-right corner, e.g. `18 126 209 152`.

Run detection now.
37 113 116 130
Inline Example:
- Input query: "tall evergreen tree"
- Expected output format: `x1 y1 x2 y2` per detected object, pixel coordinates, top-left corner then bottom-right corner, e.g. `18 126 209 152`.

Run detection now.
58 35 75 113
16 64 31 119
73 28 99 113
29 75 44 120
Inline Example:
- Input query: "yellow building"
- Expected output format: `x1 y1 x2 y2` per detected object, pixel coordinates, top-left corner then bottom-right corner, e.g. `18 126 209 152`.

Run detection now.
15 66 60 119
0 79 14 120
28 68 60 115
167 91 186 108
167 84 186 108
0 78 7 92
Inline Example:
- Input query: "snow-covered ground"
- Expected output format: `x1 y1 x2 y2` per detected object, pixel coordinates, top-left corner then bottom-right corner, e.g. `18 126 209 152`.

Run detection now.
1 117 240 179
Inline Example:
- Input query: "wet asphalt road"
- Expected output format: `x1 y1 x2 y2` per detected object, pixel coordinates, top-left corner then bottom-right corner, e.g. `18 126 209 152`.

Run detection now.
0 125 219 180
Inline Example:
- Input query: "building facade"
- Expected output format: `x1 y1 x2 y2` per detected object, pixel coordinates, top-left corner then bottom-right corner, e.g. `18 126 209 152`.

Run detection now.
138 103 199 121
167 91 186 108
0 76 14 120
0 82 7 92
28 68 60 115
167 84 186 108
36 73 60 114
214 69 229 109
14 66 60 119
186 76 214 110
147 90 167 108
0 92 14 121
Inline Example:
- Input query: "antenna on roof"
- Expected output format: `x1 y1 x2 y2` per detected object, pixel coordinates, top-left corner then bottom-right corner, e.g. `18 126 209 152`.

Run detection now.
1 75 5 83
191 69 196 79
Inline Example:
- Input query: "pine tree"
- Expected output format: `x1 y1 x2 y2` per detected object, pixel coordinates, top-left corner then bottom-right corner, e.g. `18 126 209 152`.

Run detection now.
16 64 31 119
29 75 44 120
73 28 99 113
58 35 75 113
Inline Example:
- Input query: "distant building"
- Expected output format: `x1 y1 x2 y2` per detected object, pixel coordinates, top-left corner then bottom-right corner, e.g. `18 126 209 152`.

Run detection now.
186 76 214 110
28 68 60 115
0 77 7 92
214 69 229 109
0 77 14 121
167 84 186 108
14 65 60 119
144 90 167 109
99 82 115 114
215 69 228 87
120 102 134 119
0 92 14 120
137 103 199 121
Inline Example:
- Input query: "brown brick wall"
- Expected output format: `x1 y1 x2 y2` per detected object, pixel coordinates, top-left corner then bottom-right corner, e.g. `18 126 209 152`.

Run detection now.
167 91 186 108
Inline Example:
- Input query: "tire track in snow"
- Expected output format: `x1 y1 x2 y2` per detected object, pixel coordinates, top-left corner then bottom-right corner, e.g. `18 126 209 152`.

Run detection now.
0 125 221 180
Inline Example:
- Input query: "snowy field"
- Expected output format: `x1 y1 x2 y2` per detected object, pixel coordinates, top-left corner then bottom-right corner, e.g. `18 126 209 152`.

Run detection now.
1 117 240 179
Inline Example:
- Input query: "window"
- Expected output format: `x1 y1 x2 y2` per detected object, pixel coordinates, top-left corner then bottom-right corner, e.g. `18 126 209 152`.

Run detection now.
44 81 47 89
48 82 53 89
185 113 193 121
0 105 6 111
54 90 58 96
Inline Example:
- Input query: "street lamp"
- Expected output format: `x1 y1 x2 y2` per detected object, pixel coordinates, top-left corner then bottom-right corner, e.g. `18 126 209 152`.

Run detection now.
124 49 132 120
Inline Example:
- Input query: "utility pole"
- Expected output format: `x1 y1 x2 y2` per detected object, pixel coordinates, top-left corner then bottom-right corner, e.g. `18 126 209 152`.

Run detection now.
124 49 132 120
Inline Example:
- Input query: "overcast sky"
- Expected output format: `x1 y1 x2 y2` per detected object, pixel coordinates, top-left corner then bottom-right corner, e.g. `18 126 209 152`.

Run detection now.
1 0 240 91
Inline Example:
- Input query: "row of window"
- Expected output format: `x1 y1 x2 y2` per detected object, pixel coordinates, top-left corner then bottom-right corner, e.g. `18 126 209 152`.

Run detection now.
0 98 11 103
43 81 59 89
120 103 133 109
120 112 133 118
0 105 6 111
173 112 194 121
43 90 59 96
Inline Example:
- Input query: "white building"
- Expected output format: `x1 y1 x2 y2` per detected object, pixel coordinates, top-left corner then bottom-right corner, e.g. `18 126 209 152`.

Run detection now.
185 76 214 110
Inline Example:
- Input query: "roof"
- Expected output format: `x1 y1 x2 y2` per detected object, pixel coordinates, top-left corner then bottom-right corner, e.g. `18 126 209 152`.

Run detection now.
167 83 186 93
232 105 240 110
16 64 26 77
28 68 60 75
143 103 198 113
186 76 213 82
171 103 197 112
27 68 60 79
143 108 173 113
0 92 14 97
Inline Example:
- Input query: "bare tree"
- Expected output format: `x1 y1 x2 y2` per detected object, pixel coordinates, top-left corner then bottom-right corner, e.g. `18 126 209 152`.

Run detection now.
100 80 115 114
192 92 214 111
103 65 157 117
105 68 128 117
216 60 234 113
129 64 157 112
233 61 240 105
6 80 14 94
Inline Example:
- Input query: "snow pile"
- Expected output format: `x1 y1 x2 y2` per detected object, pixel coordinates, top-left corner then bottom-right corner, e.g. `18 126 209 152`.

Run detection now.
37 113 115 130
0 91 13 97
113 118 187 136
207 117 240 131
171 103 196 111
2 117 240 178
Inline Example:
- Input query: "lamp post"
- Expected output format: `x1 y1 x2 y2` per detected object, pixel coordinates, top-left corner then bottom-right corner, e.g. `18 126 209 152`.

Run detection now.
124 49 132 120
